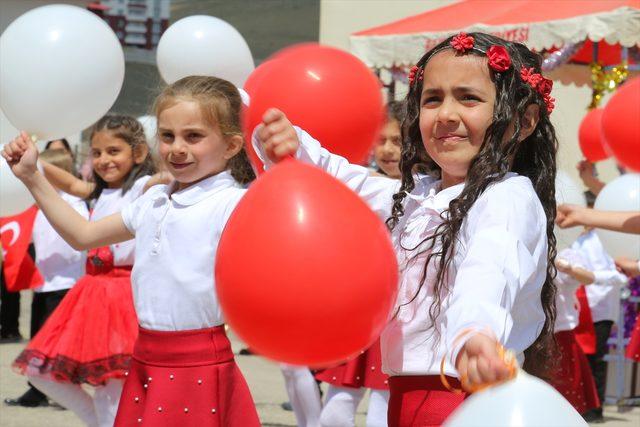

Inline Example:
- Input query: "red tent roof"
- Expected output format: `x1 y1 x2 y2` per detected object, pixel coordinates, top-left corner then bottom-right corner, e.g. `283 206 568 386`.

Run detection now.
355 0 638 36
350 0 640 69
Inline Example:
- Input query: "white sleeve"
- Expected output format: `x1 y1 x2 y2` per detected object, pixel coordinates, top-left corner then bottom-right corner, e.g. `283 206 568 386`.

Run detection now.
129 175 152 199
66 195 89 221
253 126 398 219
445 178 547 363
555 249 585 288
120 189 150 235
593 269 628 286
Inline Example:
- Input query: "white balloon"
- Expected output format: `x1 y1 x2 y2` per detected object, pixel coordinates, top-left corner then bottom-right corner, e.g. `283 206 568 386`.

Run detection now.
593 173 640 259
157 15 254 87
444 371 587 427
0 5 124 140
0 147 34 217
555 170 586 250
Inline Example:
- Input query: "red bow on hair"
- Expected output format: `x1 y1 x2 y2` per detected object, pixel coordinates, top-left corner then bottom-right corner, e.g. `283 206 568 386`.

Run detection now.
520 67 543 88
408 65 423 85
451 32 475 53
487 46 512 72
543 94 556 114
520 66 555 113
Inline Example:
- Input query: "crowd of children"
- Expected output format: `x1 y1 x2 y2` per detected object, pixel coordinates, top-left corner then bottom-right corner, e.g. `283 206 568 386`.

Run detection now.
1 31 638 427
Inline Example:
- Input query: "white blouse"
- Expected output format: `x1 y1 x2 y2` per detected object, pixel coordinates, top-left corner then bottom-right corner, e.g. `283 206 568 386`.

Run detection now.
553 248 586 332
121 172 245 331
258 128 548 377
91 176 150 266
32 192 89 293
572 230 627 323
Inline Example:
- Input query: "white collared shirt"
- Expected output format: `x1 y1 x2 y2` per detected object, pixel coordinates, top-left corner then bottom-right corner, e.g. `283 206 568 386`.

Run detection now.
92 176 151 266
121 172 245 331
32 192 89 293
554 248 586 332
572 230 627 322
268 128 548 377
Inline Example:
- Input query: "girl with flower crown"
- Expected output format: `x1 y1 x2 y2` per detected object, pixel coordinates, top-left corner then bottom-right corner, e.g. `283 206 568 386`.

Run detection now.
256 32 559 426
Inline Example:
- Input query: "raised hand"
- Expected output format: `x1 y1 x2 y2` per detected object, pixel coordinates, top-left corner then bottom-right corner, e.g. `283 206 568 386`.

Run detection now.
256 108 300 163
1 132 39 180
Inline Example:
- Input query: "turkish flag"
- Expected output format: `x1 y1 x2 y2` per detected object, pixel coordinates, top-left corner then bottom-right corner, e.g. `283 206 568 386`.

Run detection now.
0 205 43 292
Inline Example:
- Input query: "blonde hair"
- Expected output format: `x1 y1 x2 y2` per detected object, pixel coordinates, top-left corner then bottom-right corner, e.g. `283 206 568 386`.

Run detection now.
153 76 255 185
40 148 75 175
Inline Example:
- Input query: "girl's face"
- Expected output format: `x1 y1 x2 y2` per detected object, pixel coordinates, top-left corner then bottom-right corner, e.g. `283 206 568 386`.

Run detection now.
91 131 142 188
374 119 402 178
419 50 495 188
158 100 242 191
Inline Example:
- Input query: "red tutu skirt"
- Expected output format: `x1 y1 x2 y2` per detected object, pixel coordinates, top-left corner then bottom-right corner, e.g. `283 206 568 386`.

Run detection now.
548 330 600 414
13 247 138 386
626 313 640 362
315 338 388 390
387 375 467 427
115 325 260 427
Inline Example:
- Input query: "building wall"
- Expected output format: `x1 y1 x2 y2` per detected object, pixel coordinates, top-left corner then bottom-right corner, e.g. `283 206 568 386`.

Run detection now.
319 0 622 185
99 0 170 49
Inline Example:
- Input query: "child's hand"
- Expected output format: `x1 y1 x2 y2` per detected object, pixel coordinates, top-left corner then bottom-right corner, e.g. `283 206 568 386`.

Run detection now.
556 204 588 229
256 108 300 163
1 132 39 180
615 256 640 277
555 258 572 274
455 333 515 392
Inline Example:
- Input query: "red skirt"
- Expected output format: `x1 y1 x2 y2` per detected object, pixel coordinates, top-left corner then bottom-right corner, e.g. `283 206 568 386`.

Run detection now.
315 338 388 390
13 249 137 386
387 375 467 427
114 326 260 427
548 330 600 414
625 313 640 362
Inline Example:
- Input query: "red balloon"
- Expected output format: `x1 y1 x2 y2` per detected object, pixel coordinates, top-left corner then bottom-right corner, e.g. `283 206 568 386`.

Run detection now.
578 108 608 162
602 77 640 172
242 60 280 175
216 159 398 366
244 44 385 169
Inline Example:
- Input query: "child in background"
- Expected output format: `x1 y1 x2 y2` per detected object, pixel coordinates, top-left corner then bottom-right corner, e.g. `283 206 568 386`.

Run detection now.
45 138 75 164
257 32 558 425
2 76 260 426
10 115 155 426
4 148 89 409
371 101 403 179
549 249 599 416
573 229 628 423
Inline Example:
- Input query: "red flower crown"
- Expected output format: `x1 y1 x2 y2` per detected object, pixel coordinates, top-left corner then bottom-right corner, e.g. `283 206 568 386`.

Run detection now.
450 32 512 73
409 32 555 113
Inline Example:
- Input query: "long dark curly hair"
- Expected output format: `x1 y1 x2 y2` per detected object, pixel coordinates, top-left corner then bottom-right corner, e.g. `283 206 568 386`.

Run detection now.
386 33 558 378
